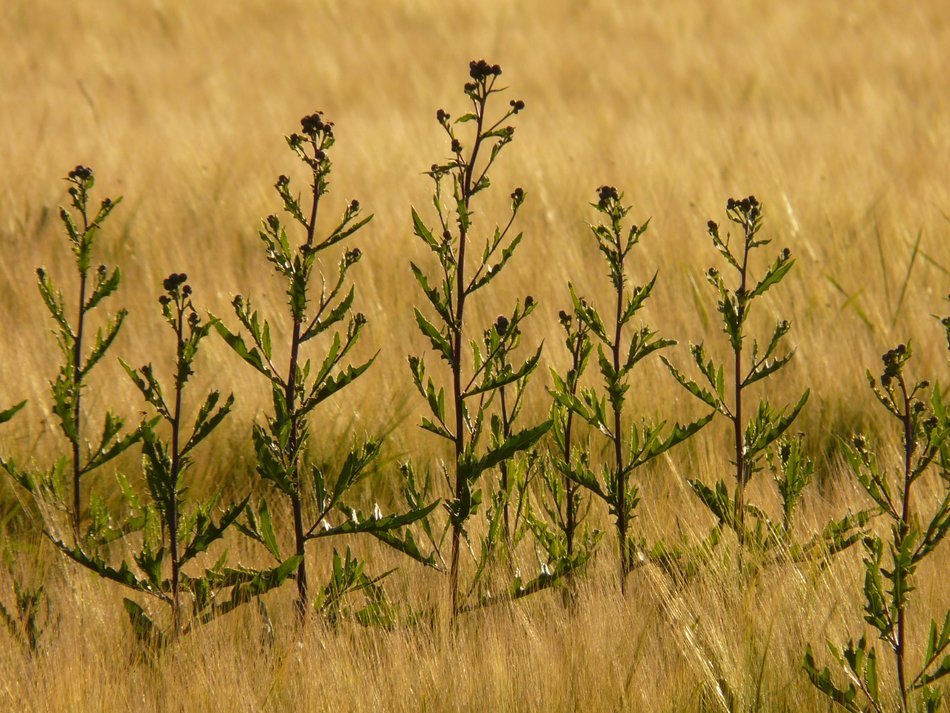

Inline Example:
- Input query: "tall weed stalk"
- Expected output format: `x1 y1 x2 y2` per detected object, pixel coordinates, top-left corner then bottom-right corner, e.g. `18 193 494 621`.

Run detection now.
408 60 551 615
216 113 436 624
2 167 141 542
663 196 866 571
805 335 950 712
553 186 711 591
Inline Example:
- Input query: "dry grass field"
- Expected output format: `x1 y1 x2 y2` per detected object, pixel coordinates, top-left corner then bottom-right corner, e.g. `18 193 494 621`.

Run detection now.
1 1 948 711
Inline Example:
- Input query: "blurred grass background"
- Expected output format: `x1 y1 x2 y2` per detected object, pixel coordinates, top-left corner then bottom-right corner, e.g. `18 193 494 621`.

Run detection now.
0 1 948 710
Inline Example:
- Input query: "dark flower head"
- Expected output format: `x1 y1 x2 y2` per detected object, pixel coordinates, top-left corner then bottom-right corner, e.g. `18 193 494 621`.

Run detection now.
451 139 462 154
597 185 619 208
163 273 188 292
300 112 325 136
349 199 360 212
69 165 93 182
524 295 535 309
469 59 496 81
494 315 510 335
510 99 525 114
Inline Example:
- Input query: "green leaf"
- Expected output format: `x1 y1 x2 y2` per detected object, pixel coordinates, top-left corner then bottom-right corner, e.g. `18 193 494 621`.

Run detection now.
415 308 453 364
182 391 234 456
258 500 281 561
123 598 166 650
750 254 794 299
181 497 250 563
462 421 552 483
660 356 723 413
85 266 122 312
212 320 281 386
802 646 861 712
0 401 26 425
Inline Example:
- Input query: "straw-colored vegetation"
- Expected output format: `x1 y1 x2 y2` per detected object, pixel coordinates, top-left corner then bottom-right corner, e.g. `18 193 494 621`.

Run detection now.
1 1 948 711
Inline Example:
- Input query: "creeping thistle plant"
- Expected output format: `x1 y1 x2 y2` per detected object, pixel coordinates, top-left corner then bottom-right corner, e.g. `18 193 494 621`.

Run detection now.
805 339 950 713
216 113 436 623
553 187 711 592
540 309 597 563
663 196 866 571
2 167 141 543
46 276 294 641
409 60 551 616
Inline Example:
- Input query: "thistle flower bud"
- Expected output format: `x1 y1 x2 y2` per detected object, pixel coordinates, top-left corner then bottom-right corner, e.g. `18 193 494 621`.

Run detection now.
349 199 360 212
494 315 510 335
162 273 188 292
345 248 362 265
510 99 525 113
524 295 535 309
69 165 93 182
300 112 325 136
436 109 450 123
597 185 619 208
451 139 462 154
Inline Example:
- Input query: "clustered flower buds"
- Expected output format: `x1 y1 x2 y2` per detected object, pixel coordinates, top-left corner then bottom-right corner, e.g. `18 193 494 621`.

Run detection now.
300 112 325 136
68 165 93 182
494 315 510 335
510 99 525 114
469 59 502 81
163 272 189 293
597 185 619 208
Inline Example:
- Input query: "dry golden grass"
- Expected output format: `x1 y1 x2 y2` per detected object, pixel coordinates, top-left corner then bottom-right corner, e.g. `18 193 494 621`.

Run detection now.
1 1 948 711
